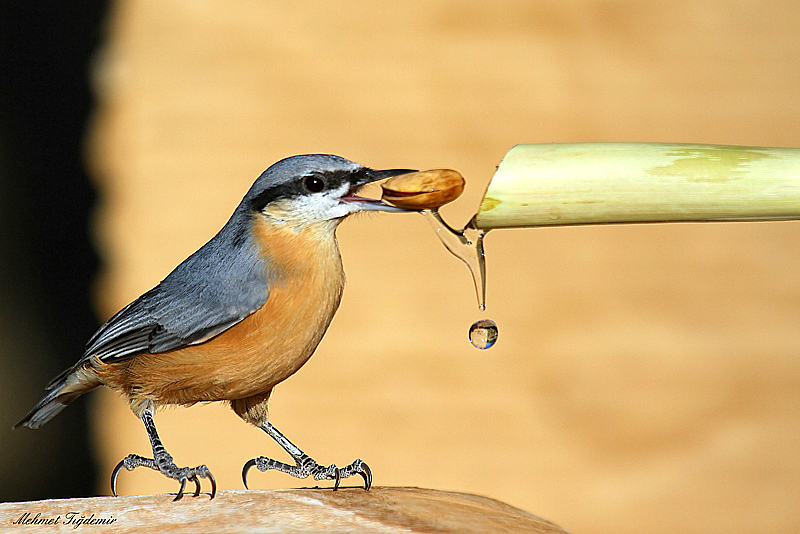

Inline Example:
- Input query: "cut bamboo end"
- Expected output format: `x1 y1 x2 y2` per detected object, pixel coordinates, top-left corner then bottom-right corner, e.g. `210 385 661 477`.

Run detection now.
474 143 800 230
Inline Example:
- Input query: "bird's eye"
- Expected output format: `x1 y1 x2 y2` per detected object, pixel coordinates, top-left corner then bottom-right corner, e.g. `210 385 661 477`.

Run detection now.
303 176 325 193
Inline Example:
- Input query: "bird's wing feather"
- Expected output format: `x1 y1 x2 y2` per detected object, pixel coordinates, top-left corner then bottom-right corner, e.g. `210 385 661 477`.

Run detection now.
47 219 269 389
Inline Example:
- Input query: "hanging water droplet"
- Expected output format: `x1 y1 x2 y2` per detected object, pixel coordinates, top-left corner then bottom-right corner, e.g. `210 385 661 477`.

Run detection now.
422 210 488 311
469 319 498 349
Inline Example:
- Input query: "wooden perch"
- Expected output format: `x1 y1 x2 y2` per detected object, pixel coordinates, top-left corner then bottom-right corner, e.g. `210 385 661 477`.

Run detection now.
474 143 800 229
0 487 568 533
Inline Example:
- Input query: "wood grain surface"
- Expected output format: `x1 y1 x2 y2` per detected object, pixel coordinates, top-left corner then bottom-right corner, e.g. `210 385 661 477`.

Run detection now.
0 488 566 533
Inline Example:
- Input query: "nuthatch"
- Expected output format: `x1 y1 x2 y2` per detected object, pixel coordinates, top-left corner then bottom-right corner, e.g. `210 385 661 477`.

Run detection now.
15 154 415 500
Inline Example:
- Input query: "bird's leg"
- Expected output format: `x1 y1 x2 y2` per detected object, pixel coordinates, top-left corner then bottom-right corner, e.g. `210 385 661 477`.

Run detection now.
111 408 216 501
242 421 371 491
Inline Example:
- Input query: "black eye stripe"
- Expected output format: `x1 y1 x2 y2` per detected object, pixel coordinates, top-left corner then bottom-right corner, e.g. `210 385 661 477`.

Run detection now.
249 168 366 212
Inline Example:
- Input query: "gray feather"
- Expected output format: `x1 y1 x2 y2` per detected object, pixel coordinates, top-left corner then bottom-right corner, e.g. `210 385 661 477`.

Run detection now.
15 381 71 429
46 209 270 390
104 208 267 354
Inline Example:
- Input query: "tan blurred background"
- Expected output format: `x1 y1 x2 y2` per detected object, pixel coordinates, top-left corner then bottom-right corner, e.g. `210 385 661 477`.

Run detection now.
78 1 800 532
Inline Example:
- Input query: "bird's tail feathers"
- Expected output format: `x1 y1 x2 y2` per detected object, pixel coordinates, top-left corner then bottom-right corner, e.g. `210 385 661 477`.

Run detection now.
14 366 101 429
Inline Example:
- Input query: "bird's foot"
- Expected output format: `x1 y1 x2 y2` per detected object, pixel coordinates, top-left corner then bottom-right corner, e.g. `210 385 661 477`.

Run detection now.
243 454 371 491
111 452 216 501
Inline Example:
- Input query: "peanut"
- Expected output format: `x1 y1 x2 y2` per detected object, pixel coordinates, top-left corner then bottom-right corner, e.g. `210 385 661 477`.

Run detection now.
381 169 465 209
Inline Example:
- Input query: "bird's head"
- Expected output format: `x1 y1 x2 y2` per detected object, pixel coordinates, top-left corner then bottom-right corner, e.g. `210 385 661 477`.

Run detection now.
245 154 415 228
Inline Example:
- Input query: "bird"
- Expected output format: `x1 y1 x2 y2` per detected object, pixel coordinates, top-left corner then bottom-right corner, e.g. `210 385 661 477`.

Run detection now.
15 154 415 500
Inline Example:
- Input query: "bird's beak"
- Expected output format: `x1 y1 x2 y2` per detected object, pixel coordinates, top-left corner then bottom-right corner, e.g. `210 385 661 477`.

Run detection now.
342 168 418 212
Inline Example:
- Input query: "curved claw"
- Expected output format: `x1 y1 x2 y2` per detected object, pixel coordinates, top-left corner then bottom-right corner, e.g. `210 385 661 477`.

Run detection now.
242 458 257 490
110 459 126 497
173 477 188 502
332 467 342 491
189 475 201 497
360 463 373 491
207 470 217 499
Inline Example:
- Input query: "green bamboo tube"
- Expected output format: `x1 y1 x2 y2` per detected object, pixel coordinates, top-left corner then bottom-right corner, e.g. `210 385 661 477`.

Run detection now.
474 143 800 230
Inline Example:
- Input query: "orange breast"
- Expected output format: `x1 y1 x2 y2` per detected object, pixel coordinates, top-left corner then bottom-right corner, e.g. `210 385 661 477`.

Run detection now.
97 217 345 410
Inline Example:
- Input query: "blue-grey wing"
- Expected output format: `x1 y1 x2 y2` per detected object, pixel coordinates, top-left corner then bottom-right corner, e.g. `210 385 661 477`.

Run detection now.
85 278 264 361
47 217 269 389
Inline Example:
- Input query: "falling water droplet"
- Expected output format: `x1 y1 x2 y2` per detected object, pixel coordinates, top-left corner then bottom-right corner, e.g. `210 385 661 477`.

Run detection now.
469 319 498 349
